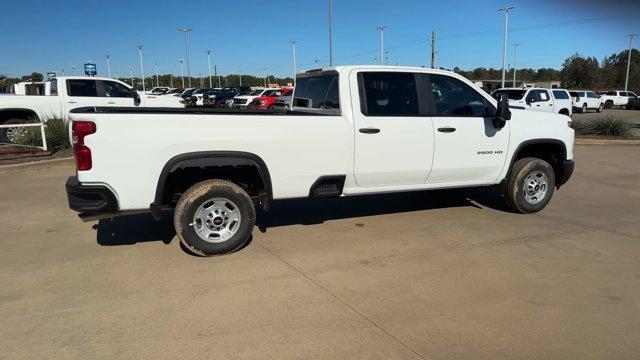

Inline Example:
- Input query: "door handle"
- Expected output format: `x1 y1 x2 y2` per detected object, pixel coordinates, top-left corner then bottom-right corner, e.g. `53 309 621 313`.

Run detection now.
437 127 456 133
359 128 380 134
107 101 116 104
67 100 77 104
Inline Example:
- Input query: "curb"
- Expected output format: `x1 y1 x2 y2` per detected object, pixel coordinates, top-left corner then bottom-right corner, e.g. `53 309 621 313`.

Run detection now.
0 156 74 174
575 138 640 146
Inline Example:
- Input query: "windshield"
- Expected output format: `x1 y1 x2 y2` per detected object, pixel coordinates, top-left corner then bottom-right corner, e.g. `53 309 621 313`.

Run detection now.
491 89 526 100
248 90 263 96
182 89 195 96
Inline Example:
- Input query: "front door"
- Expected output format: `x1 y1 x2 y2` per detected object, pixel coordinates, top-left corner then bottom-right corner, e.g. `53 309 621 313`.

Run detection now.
526 89 554 113
426 74 509 183
98 80 136 107
351 71 434 188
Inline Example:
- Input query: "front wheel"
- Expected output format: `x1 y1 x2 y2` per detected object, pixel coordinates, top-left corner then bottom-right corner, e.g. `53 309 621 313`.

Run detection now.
502 158 556 214
597 104 603 113
581 104 587 113
174 180 256 256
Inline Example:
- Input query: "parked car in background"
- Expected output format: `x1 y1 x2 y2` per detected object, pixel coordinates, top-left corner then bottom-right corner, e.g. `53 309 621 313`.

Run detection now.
231 88 275 109
164 88 184 95
65 66 575 256
147 87 170 95
491 88 572 116
626 96 640 110
189 88 217 107
569 90 603 113
600 90 638 108
0 76 182 142
271 91 294 110
202 89 238 108
225 86 252 96
250 88 293 109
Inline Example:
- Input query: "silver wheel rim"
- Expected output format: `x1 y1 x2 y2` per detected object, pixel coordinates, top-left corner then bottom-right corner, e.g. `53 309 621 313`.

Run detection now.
5 127 22 142
191 198 241 243
523 171 548 205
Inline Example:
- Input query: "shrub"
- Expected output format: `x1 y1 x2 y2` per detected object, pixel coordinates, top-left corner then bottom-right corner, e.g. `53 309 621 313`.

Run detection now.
572 116 635 138
15 117 71 151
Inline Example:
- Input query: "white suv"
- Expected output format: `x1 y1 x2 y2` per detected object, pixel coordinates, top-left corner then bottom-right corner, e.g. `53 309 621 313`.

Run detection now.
569 90 603 113
231 88 277 109
492 88 573 116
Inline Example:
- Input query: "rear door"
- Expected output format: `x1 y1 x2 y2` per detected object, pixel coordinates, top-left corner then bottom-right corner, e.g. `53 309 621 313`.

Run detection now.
63 79 101 114
426 74 509 183
351 71 434 187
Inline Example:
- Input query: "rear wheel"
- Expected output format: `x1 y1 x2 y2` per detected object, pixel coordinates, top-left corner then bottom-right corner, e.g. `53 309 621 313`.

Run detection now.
502 158 556 214
605 100 613 109
581 104 587 113
174 180 255 256
597 103 603 113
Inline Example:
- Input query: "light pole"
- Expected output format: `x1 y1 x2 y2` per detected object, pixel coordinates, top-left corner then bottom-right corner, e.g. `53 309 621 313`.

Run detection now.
625 33 638 91
377 25 387 65
328 0 334 66
313 59 320 67
238 71 242 86
206 50 213 88
179 59 185 88
263 68 267 88
155 62 159 87
72 65 76 76
178 27 192 87
130 67 134 87
290 40 297 85
137 45 145 92
499 6 516 88
106 55 111 77
512 43 521 87
198 74 203 88
385 51 389 66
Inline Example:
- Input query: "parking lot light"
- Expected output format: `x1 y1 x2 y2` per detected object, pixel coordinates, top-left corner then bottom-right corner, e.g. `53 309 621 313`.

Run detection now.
512 43 521 87
377 25 387 66
206 50 213 88
178 27 192 88
72 65 76 76
137 45 145 92
179 59 185 88
625 34 638 91
106 55 111 78
499 6 516 88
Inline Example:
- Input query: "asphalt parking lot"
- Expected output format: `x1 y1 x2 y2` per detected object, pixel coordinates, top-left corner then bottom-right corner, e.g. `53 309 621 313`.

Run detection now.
1 145 639 359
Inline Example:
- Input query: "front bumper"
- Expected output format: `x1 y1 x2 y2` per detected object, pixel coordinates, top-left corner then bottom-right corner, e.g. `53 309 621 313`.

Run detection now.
557 160 574 188
66 176 118 214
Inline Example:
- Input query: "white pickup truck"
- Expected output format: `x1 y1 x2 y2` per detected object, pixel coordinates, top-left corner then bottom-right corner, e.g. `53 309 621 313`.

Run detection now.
65 66 575 256
491 88 573 116
0 76 183 142
600 90 638 108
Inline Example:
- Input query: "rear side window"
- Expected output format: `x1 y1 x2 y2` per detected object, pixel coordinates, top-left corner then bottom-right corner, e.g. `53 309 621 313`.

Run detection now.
492 89 526 100
293 73 340 114
67 80 98 97
552 90 569 100
606 91 617 96
359 72 418 116
429 74 489 116
50 78 58 96
587 92 598 98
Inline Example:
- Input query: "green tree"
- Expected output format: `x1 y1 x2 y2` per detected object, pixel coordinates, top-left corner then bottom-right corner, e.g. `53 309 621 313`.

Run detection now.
600 49 640 92
560 53 600 89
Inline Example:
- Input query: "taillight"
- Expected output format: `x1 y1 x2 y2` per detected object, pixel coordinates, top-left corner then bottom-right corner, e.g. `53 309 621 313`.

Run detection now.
72 121 96 171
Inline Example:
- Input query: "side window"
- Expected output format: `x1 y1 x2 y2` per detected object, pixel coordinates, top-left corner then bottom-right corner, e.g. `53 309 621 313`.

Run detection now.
293 73 341 114
67 80 98 97
552 90 569 100
101 81 132 98
50 78 58 96
526 90 540 103
429 74 489 116
539 90 550 101
587 92 598 99
360 72 418 116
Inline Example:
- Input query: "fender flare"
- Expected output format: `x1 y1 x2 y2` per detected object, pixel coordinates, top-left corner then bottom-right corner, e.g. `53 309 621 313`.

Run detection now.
501 138 568 188
150 151 272 217
0 108 40 123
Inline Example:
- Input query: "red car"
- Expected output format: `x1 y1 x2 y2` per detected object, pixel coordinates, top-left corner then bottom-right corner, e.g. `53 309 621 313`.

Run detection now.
250 88 293 109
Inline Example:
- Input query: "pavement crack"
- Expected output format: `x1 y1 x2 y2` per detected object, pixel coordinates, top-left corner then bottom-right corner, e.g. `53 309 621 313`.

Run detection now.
256 242 428 360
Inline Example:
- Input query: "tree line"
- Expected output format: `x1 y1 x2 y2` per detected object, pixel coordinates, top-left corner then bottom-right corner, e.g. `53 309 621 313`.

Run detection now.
2 49 638 93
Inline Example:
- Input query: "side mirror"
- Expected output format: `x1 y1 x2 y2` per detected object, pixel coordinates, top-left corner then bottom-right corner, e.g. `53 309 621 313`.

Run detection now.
495 94 511 122
132 89 141 105
525 97 533 105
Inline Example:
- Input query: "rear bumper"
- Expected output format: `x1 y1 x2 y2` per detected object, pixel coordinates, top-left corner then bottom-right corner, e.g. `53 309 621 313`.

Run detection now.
557 160 574 188
66 176 118 214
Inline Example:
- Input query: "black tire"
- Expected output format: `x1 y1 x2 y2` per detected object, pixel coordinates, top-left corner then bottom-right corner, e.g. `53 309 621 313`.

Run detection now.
605 100 613 109
597 103 603 113
0 118 31 143
216 101 227 108
502 157 556 214
581 103 587 113
174 180 255 256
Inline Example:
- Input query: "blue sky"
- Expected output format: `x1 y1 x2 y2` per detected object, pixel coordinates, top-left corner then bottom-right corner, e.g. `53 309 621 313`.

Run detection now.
0 0 638 78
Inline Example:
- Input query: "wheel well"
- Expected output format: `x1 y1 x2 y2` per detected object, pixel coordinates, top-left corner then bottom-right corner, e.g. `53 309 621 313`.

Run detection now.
153 152 272 213
512 141 566 183
559 108 569 116
0 109 39 125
